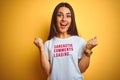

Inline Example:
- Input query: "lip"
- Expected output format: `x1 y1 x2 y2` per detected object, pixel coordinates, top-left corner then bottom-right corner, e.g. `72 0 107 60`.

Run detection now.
60 22 67 26
60 22 68 26
60 23 67 29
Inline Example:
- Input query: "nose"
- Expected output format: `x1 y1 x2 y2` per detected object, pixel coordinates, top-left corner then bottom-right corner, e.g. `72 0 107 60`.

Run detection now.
62 15 66 21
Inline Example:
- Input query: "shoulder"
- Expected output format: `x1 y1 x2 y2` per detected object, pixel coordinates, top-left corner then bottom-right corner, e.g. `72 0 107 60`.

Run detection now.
71 36 86 46
72 36 86 42
72 36 86 49
44 38 54 46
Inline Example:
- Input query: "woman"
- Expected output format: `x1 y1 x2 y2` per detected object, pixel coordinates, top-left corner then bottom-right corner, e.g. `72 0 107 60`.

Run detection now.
34 2 98 80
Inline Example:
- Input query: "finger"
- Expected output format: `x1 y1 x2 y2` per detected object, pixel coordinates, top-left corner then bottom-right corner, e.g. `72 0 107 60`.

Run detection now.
34 37 40 44
95 39 98 45
89 39 94 45
94 36 97 39
37 38 43 42
34 40 37 45
94 36 98 44
92 38 95 44
89 39 96 47
94 37 98 45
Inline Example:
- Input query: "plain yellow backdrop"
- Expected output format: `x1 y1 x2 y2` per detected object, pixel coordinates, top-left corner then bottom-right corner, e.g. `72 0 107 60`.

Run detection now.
0 0 120 80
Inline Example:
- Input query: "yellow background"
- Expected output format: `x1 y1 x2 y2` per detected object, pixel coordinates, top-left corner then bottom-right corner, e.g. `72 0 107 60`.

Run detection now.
0 0 120 80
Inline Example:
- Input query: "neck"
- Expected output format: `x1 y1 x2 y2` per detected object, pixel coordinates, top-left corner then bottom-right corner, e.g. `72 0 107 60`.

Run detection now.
57 33 71 38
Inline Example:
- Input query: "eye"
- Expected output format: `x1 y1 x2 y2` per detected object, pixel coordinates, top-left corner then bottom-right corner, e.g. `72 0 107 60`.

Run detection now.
57 13 63 17
66 15 71 18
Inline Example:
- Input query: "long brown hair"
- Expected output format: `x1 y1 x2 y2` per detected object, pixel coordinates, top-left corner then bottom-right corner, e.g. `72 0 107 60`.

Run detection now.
48 2 78 40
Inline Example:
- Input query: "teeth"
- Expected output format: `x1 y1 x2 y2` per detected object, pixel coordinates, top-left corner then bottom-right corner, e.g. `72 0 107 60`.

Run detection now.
61 23 67 26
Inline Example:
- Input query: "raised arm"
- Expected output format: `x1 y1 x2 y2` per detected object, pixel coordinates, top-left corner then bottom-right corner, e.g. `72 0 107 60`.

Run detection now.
34 37 51 76
78 37 98 73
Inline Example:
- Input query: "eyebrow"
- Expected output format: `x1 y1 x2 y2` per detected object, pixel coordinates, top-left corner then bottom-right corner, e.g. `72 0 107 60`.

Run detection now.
57 12 71 14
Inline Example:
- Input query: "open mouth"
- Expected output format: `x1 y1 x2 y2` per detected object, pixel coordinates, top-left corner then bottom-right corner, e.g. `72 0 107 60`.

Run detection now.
60 22 67 28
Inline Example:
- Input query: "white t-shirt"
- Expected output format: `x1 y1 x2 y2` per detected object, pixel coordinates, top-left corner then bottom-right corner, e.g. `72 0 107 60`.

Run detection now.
44 36 86 80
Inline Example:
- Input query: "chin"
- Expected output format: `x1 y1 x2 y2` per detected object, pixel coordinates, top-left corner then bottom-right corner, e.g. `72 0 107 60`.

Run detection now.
59 30 67 34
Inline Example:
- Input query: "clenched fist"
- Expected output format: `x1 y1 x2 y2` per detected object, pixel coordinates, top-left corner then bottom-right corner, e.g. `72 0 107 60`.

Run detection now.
86 37 98 50
34 37 44 51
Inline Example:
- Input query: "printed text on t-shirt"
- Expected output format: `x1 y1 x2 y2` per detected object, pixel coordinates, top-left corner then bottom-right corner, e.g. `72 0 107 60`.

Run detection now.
54 44 73 57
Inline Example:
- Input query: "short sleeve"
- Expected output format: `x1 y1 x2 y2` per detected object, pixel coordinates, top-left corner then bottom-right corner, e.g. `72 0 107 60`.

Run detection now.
44 41 50 60
78 38 86 59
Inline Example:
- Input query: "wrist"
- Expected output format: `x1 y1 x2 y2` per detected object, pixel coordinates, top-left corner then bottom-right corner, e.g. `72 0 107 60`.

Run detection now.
84 49 93 57
39 46 44 53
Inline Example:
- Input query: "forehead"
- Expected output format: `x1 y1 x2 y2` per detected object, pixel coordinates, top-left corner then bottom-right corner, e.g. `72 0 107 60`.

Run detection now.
58 7 71 13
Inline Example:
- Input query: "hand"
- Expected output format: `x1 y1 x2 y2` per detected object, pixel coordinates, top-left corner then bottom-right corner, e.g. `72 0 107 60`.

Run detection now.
34 37 44 50
86 36 98 50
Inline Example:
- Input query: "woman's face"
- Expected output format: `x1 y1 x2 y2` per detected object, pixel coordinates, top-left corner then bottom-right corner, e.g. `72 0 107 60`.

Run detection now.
56 7 71 34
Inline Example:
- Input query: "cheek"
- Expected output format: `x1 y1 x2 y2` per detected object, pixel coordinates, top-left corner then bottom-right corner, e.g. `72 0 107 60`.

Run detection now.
70 19 72 23
68 19 72 25
56 17 61 21
56 21 60 27
68 18 71 23
56 18 61 24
